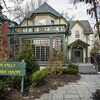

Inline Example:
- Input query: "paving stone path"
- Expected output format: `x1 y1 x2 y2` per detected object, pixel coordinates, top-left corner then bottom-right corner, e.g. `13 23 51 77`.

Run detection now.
35 74 100 100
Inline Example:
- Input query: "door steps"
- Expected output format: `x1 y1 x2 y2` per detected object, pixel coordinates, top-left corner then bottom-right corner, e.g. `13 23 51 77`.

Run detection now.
78 64 97 74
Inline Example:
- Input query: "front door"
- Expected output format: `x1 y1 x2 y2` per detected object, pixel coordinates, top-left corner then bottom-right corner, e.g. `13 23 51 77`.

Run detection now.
72 49 83 63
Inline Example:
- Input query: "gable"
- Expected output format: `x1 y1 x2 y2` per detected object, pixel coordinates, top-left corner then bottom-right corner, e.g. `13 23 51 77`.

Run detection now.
70 21 85 31
25 2 62 19
68 20 93 34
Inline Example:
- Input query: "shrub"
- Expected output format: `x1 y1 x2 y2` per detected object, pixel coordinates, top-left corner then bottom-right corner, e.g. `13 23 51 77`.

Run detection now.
6 76 21 89
63 68 70 74
17 42 40 84
68 64 78 70
47 49 63 77
0 81 7 98
32 70 48 86
45 65 63 76
63 68 79 74
17 42 40 75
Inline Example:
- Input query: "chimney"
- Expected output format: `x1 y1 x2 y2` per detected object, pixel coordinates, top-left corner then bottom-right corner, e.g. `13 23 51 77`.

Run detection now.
0 5 3 15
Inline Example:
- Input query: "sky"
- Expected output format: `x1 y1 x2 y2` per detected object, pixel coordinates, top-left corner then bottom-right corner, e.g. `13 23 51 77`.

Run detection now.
48 0 95 28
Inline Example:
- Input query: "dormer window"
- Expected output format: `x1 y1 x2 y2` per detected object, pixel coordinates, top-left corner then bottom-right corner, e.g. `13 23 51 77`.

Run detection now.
38 18 46 25
75 30 80 38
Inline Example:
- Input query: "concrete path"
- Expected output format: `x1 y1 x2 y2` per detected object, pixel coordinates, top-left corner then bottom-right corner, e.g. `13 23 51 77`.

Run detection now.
35 74 100 100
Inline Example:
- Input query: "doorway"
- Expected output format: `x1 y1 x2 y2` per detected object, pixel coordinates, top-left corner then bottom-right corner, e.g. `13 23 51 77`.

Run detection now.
72 47 83 63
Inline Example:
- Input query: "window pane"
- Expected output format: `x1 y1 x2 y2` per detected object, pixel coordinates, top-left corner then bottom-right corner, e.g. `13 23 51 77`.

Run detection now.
75 30 80 38
23 38 50 61
75 51 80 57
53 37 62 51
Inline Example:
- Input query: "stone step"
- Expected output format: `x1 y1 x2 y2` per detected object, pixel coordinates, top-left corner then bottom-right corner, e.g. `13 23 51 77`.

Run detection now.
40 94 52 100
78 64 97 74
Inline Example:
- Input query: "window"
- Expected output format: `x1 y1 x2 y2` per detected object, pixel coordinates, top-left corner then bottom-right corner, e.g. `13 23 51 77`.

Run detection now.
10 38 19 58
51 20 54 25
75 51 80 57
38 18 46 25
24 39 50 61
53 37 62 51
75 30 80 38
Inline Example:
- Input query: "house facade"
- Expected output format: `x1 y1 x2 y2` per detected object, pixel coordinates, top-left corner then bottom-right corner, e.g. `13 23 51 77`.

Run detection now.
7 2 93 66
0 5 17 53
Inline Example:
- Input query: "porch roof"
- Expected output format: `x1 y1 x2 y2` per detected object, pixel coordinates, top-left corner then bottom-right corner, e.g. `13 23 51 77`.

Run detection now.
68 39 90 47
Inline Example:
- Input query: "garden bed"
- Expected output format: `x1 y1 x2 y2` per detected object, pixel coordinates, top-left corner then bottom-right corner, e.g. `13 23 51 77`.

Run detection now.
2 74 80 100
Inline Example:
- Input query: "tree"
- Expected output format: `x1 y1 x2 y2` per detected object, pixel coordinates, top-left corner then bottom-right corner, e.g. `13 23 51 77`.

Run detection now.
61 11 75 21
17 42 40 75
0 0 48 23
91 39 100 55
74 0 100 39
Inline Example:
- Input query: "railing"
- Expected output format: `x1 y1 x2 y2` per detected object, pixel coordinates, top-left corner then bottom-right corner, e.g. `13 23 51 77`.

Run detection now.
91 56 99 71
8 24 68 34
85 57 91 63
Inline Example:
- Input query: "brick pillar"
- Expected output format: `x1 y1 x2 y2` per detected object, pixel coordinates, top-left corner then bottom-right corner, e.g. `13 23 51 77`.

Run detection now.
2 23 9 53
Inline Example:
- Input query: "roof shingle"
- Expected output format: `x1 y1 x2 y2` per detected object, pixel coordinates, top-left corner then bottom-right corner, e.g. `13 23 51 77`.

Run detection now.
25 2 62 19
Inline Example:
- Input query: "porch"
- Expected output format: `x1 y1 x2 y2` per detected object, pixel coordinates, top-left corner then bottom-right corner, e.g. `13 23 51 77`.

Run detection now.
67 39 90 63
7 24 68 66
8 24 68 34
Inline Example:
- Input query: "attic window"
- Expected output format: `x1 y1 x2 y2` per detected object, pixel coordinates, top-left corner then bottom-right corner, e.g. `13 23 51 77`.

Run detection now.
75 30 80 38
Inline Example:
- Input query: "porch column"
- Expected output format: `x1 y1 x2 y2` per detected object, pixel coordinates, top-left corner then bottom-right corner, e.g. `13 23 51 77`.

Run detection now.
62 35 67 65
86 47 88 63
50 35 53 53
70 46 72 63
19 37 22 53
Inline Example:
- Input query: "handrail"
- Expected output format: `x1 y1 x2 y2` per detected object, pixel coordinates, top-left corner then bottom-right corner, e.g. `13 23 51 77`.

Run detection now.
8 24 68 34
91 56 98 71
9 24 67 28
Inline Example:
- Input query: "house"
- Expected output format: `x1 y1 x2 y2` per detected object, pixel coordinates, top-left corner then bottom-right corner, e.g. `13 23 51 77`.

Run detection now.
0 5 17 53
7 2 93 66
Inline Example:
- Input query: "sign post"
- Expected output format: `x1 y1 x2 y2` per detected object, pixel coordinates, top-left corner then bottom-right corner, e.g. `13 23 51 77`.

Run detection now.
0 60 26 92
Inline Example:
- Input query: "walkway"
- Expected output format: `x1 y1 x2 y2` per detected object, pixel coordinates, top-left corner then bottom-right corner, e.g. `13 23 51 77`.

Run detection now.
35 74 100 100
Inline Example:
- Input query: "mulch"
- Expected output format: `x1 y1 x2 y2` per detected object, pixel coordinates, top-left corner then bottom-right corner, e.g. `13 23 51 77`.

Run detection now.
2 74 80 100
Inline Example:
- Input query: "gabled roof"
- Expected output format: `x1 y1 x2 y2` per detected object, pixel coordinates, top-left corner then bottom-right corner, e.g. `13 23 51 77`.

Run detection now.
25 2 62 19
68 39 90 47
68 20 93 34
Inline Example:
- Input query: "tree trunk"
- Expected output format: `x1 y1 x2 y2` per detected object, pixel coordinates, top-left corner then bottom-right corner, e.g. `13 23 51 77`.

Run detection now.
93 0 100 39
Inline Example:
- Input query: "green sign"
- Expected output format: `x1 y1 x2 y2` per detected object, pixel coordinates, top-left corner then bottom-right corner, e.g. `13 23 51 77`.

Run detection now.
0 60 26 92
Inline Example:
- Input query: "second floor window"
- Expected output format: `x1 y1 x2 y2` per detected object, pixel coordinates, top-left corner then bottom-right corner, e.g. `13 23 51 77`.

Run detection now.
38 18 46 25
51 20 54 25
75 30 80 38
